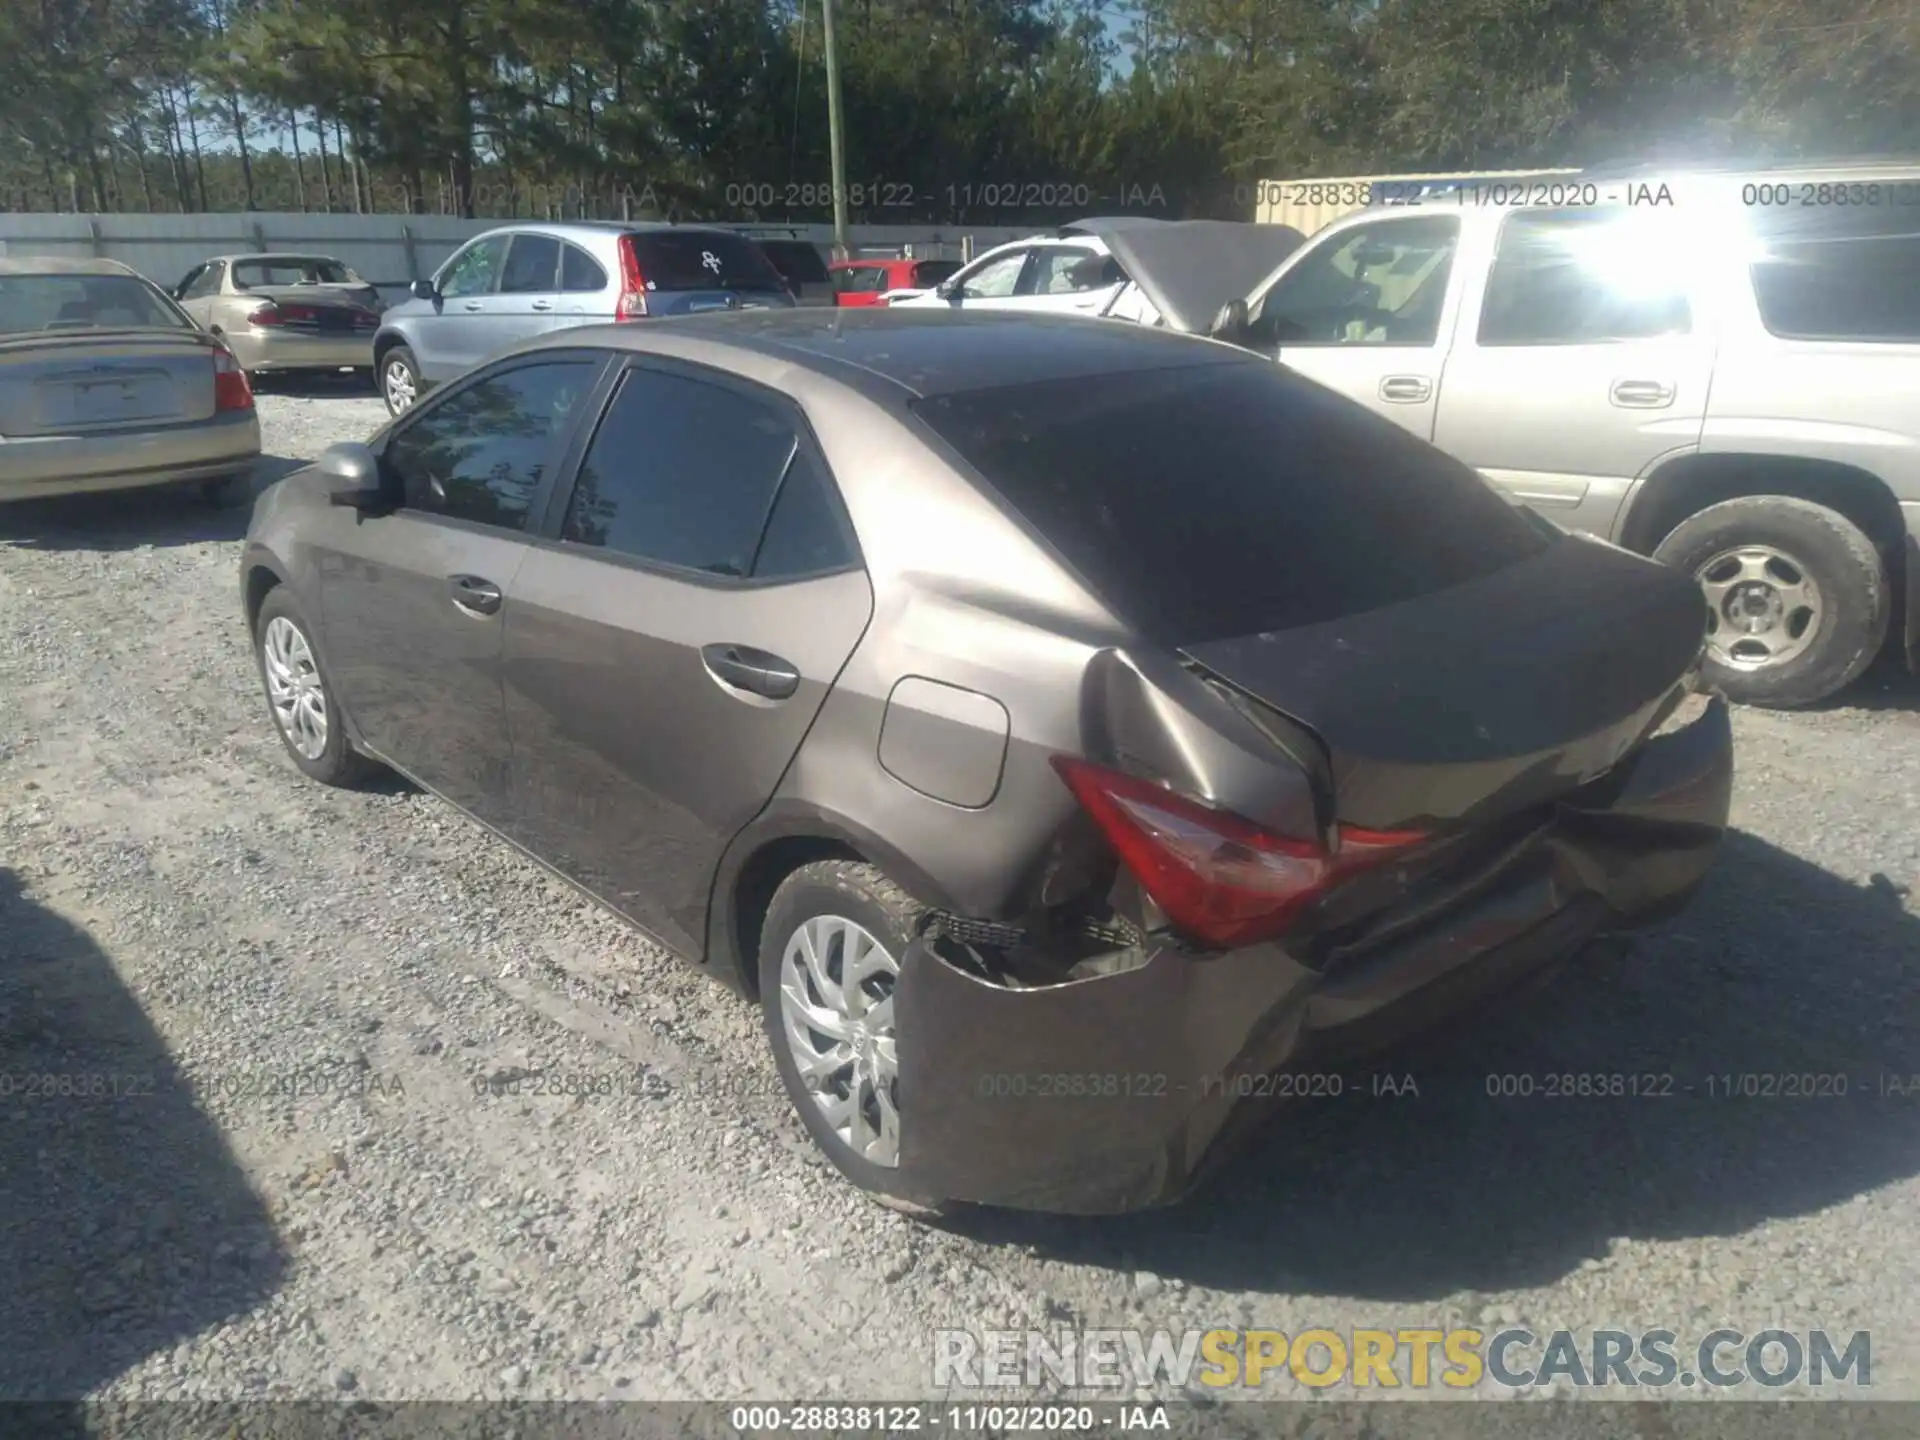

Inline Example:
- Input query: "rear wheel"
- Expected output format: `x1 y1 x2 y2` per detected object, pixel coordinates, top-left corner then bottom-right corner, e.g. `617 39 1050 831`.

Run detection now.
253 589 377 787
1652 495 1888 708
758 860 952 1218
379 346 422 417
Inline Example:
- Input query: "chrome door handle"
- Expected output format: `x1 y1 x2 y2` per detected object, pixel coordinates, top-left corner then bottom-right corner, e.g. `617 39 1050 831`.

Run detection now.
1611 379 1675 408
1379 375 1432 403
462 300 484 312
531 300 553 312
447 574 503 617
700 643 800 700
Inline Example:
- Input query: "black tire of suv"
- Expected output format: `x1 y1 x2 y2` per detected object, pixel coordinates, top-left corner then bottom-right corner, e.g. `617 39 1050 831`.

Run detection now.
1653 496 1889 709
758 860 954 1220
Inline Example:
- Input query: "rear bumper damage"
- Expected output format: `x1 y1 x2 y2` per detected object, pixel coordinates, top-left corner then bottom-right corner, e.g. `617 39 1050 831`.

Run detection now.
894 695 1733 1215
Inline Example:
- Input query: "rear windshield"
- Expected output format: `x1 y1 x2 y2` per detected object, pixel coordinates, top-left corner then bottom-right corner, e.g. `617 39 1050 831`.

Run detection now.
0 274 190 335
232 257 360 287
910 361 1553 643
630 232 788 293
757 241 830 284
912 260 961 287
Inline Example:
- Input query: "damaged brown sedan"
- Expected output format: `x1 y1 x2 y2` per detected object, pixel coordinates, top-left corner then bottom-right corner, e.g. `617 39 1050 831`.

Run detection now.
239 308 1732 1216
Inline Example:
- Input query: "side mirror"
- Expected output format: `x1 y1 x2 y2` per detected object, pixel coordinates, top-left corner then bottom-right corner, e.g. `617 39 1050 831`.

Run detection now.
1209 298 1250 340
410 278 439 301
934 278 960 301
317 441 385 508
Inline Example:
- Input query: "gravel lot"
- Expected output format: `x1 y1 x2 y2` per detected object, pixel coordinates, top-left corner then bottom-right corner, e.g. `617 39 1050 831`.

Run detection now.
2 381 1918 1417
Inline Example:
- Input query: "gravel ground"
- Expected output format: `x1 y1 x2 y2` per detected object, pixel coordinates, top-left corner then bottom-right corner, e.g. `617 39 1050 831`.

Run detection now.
2 381 1918 1419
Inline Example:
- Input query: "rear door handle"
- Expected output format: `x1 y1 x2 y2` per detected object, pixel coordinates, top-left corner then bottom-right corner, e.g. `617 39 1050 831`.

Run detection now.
531 299 553 312
701 643 800 700
1611 378 1675 408
448 574 503 617
1379 375 1432 403
462 300 484 312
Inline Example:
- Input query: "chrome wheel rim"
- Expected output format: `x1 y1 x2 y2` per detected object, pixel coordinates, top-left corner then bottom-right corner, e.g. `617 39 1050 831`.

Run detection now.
778 915 901 1168
261 616 329 759
383 360 416 413
1695 545 1823 672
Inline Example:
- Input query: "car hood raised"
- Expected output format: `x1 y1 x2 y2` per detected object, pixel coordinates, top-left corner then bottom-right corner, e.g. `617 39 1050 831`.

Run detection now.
1097 220 1307 334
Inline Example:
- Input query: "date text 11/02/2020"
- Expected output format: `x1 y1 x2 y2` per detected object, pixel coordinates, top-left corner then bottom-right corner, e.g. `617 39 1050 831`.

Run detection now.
720 181 1175 212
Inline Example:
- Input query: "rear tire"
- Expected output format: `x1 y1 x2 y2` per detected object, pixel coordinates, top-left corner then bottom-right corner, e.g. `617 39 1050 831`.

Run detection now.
379 346 422 417
1652 495 1888 708
253 588 378 788
758 860 953 1219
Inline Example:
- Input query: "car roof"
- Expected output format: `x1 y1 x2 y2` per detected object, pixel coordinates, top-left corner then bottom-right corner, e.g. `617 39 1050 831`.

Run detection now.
520 307 1247 401
0 256 139 277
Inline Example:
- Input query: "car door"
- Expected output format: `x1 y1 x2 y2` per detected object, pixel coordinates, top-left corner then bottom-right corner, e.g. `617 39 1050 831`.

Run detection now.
1430 208 1715 537
1021 244 1124 317
175 262 224 328
411 233 510 381
500 359 873 956
312 351 610 828
1243 213 1467 439
488 232 565 352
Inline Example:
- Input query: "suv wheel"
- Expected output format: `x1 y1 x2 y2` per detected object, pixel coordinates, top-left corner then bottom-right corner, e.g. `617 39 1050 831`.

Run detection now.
379 346 422 417
1653 496 1888 708
758 860 951 1218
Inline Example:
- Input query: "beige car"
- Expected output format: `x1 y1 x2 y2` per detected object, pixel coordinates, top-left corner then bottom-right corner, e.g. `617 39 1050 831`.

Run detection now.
172 252 382 380
0 257 261 504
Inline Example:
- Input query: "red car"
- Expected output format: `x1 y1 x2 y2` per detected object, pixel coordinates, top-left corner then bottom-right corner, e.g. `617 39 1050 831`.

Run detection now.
829 257 962 307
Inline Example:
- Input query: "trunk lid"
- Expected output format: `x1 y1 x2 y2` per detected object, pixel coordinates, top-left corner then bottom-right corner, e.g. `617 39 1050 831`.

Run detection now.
1181 536 1707 831
235 285 382 330
0 330 220 436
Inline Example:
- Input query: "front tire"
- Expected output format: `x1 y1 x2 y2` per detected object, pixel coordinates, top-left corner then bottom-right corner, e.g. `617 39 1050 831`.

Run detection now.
758 860 951 1217
379 346 422 417
1653 496 1888 708
253 589 377 787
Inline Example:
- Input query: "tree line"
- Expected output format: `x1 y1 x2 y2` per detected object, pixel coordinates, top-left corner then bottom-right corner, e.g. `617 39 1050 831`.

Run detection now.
0 0 1912 226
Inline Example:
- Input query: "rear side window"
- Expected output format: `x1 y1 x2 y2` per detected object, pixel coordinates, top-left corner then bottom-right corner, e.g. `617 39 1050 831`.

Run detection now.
1748 195 1920 342
1479 210 1691 345
561 243 607 293
911 361 1552 643
627 232 788 294
500 234 561 294
562 368 825 578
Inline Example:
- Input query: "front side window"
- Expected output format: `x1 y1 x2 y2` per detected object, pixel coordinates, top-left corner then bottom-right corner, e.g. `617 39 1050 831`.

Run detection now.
1250 217 1460 347
439 237 508 299
834 266 887 295
561 368 850 580
1032 248 1105 294
383 360 598 531
912 260 961 288
955 250 1029 299
1478 210 1691 345
1748 195 1920 342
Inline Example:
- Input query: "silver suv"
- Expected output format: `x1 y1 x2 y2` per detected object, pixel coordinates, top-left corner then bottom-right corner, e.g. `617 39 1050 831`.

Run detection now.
371 222 795 418
1135 165 1920 708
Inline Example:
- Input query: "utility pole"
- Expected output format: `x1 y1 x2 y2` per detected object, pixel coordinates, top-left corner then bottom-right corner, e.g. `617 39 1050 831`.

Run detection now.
821 0 851 261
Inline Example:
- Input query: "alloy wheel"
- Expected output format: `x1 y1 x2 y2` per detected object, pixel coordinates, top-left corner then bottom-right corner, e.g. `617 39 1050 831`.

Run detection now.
777 915 901 1167
383 359 416 413
261 615 329 759
1695 544 1824 672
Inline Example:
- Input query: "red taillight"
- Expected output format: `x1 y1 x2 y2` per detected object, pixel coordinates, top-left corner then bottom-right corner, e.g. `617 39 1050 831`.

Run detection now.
353 310 379 330
1051 757 1424 949
212 346 253 412
614 236 649 320
248 302 320 326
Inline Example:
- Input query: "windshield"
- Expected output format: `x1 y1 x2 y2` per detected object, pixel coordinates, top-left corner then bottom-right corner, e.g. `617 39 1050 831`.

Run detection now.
911 360 1552 643
630 232 788 293
231 257 361 288
0 274 192 335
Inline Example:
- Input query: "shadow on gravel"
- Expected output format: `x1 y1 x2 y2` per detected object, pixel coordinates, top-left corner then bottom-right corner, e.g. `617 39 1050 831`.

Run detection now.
1809 653 1920 714
0 456 306 552
953 829 1920 1300
249 369 376 401
0 868 286 1397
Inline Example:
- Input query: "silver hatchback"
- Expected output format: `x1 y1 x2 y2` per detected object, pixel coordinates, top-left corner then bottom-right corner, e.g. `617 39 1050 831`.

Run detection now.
370 222 797 416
